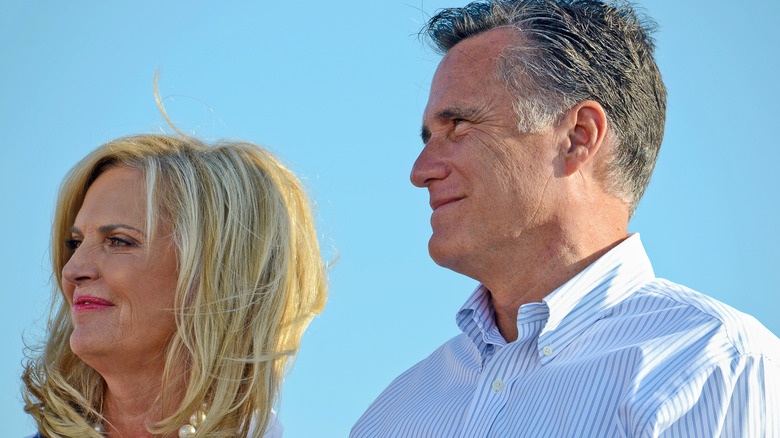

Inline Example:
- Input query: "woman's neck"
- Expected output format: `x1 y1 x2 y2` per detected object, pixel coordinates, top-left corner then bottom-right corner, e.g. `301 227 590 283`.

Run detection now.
100 362 185 438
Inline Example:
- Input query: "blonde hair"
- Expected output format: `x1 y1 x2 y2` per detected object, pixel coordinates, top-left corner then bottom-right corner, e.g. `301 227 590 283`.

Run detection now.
22 134 327 437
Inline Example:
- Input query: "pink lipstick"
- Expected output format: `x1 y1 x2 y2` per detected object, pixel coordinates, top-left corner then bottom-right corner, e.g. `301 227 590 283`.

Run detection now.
73 295 114 312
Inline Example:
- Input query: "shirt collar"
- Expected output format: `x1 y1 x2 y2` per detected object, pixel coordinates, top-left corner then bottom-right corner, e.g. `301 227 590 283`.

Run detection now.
456 234 655 362
537 234 654 362
457 284 506 352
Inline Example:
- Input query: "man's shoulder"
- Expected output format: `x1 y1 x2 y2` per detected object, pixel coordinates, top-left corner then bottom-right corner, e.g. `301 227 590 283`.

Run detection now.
350 333 475 437
623 278 780 358
387 333 476 383
601 278 780 433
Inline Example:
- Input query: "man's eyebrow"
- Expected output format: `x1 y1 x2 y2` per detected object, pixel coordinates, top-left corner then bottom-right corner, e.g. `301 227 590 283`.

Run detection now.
421 106 481 144
436 106 480 121
421 125 432 144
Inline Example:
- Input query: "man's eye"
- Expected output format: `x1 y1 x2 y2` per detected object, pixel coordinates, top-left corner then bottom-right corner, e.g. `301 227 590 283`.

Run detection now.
65 239 81 250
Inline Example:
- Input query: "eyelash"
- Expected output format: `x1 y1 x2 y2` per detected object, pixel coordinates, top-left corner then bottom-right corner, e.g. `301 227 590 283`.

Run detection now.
107 237 132 247
64 237 133 250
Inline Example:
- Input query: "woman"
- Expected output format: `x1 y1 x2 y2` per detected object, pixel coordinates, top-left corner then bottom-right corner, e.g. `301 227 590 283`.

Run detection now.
22 134 327 437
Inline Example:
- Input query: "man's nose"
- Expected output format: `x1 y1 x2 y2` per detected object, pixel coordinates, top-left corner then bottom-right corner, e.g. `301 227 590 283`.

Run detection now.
410 141 451 188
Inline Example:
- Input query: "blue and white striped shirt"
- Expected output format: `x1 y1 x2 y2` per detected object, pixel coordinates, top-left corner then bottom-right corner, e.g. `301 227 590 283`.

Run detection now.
351 235 780 437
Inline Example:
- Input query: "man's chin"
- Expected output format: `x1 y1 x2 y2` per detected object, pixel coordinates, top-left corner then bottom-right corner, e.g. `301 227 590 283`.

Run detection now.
428 238 470 275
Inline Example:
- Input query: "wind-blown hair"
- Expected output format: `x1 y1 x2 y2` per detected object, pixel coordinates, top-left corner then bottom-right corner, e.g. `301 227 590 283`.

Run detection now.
424 0 667 217
22 134 327 437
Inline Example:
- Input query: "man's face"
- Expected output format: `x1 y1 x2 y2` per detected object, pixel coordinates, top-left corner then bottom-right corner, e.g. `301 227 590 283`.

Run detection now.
411 28 563 280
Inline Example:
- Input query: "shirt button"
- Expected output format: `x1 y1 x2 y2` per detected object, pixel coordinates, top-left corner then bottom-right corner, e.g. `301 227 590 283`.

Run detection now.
492 379 505 391
542 345 553 356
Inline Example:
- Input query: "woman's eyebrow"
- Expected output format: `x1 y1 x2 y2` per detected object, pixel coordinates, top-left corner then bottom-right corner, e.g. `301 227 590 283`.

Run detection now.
98 224 142 234
69 224 142 234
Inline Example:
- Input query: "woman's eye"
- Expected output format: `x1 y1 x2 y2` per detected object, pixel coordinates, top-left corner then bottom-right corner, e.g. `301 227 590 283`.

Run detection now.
65 239 81 250
107 237 132 247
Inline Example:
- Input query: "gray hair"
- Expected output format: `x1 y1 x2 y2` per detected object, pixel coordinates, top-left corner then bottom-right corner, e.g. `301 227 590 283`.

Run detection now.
424 0 667 217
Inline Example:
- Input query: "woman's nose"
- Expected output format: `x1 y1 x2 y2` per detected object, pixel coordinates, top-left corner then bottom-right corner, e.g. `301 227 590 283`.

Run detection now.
62 243 99 286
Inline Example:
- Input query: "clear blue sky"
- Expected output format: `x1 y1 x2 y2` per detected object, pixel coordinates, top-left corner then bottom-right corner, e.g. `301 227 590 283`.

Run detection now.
2 1 778 436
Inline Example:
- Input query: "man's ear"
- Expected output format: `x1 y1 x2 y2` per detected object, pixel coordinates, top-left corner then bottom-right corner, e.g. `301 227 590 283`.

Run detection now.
561 100 608 176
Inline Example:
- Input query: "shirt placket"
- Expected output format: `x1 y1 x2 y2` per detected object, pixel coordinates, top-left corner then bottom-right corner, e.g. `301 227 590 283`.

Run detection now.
457 343 516 437
458 319 543 437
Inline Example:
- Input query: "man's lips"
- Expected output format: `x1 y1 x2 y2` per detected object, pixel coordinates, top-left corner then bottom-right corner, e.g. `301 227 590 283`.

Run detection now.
73 295 115 311
430 196 464 211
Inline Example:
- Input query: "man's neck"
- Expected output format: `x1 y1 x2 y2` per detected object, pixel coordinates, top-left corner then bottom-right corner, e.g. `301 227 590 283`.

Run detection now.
485 232 628 343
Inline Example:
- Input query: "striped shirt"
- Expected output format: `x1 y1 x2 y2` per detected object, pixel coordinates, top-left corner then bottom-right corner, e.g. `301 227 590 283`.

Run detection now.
351 235 780 437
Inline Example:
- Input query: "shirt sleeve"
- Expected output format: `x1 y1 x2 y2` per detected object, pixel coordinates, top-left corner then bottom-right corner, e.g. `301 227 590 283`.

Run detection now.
641 354 779 437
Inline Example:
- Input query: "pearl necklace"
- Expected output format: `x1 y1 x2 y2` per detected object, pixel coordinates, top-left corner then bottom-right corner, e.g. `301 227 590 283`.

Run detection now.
178 410 207 438
93 410 206 437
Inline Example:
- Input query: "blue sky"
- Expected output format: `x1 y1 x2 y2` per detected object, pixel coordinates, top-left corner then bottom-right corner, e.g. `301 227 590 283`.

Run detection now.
2 1 778 436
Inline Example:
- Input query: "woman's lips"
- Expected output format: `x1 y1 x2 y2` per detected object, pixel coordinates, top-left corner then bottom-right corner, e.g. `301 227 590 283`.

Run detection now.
72 295 115 312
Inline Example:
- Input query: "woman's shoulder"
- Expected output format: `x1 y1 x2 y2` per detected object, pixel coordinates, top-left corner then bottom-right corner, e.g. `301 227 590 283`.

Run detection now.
24 414 283 438
264 411 283 437
248 410 283 438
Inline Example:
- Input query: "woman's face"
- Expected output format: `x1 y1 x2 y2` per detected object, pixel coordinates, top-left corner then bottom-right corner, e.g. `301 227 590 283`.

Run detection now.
62 166 179 374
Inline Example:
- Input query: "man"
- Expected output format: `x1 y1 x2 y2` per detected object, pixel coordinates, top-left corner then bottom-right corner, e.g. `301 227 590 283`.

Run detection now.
352 1 780 436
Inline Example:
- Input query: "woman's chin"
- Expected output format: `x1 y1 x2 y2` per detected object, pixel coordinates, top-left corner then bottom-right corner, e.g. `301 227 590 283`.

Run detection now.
69 327 115 363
